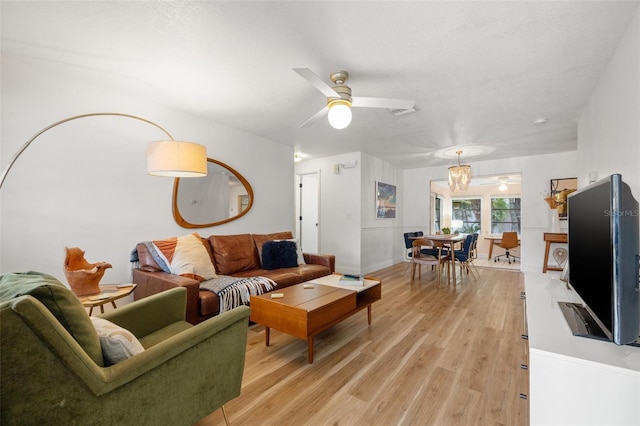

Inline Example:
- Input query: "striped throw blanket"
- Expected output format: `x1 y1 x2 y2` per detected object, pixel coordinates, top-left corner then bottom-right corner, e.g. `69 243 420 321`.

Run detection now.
199 275 276 313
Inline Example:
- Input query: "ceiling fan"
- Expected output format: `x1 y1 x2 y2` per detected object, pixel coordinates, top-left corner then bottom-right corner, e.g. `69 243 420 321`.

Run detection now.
293 68 416 129
480 176 520 191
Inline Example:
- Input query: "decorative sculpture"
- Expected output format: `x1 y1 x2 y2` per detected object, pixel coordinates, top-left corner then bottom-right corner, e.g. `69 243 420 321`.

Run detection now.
63 247 112 296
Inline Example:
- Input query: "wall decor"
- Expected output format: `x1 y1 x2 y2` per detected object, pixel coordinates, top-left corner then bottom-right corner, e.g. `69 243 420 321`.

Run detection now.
550 177 577 219
173 158 254 228
376 181 396 218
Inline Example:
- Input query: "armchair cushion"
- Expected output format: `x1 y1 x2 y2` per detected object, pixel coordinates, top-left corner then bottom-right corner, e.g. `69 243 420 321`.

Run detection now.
261 240 298 270
0 271 104 366
90 316 144 365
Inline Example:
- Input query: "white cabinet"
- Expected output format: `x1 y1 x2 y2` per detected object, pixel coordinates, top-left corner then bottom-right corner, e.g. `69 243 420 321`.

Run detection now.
525 272 640 425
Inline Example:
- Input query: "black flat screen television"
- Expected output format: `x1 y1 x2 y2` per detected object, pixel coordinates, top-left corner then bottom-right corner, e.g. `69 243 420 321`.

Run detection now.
562 174 640 345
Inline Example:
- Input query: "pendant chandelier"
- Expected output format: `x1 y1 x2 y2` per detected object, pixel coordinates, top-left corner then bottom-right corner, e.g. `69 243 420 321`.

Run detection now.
448 150 471 192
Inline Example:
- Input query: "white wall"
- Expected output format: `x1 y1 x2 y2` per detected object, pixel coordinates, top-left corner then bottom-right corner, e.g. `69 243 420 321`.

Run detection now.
1 54 295 285
361 152 404 273
577 8 639 199
295 152 362 274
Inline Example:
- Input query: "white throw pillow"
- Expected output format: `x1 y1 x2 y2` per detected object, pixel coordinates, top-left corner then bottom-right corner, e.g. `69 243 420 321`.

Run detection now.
90 317 145 365
275 239 306 265
152 233 217 281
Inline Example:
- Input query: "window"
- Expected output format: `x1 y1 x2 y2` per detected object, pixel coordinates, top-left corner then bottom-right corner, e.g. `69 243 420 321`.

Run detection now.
452 198 481 233
491 197 521 234
434 196 442 232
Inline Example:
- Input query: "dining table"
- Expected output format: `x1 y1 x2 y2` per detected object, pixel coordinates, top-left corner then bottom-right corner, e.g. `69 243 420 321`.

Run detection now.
412 234 466 285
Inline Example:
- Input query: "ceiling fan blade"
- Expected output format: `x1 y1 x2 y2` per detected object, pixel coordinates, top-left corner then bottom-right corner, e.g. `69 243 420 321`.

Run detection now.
293 68 340 98
300 106 329 128
351 97 415 110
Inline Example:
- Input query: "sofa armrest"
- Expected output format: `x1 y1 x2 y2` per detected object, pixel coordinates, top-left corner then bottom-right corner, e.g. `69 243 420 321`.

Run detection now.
132 269 200 325
100 287 187 338
304 253 335 273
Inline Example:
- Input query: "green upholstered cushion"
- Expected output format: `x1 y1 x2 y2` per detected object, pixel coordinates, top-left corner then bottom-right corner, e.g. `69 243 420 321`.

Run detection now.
0 271 104 366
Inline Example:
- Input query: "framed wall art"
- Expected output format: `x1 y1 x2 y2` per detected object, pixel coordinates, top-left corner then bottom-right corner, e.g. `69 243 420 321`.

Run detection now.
376 181 396 219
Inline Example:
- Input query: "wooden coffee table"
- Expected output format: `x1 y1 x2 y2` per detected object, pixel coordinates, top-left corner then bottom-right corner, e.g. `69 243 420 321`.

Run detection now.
250 274 381 363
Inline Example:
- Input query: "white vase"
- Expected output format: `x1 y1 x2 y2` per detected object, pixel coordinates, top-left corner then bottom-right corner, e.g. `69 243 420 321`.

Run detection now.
549 209 560 233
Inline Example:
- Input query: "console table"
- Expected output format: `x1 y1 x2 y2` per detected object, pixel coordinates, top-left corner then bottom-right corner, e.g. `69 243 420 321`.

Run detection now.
542 232 567 272
525 272 640 425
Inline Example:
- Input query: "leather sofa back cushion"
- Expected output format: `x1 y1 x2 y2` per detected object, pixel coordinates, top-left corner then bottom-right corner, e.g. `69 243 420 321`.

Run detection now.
136 243 163 272
209 234 260 275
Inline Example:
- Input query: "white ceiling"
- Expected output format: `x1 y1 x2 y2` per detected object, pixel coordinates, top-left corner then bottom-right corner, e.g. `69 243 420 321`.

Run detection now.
2 1 638 169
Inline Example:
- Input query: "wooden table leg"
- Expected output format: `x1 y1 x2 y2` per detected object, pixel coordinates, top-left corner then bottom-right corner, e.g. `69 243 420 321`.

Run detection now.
307 337 314 363
99 305 104 314
367 305 372 325
488 240 495 260
542 241 552 273
265 327 270 346
88 306 94 315
450 244 457 284
110 301 117 309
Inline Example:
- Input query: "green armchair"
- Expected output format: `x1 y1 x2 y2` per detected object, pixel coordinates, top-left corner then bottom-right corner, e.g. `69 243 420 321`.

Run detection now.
0 272 250 425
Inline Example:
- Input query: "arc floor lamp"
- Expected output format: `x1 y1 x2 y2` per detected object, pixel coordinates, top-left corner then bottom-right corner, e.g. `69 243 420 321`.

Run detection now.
0 112 208 190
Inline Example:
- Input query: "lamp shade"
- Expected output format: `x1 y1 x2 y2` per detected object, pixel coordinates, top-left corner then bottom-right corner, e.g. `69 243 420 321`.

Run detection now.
147 141 207 177
327 101 352 129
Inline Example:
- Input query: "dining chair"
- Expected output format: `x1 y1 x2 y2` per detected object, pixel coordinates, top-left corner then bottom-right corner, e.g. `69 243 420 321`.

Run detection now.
403 231 433 273
411 238 451 288
494 231 520 264
454 233 479 279
403 232 418 262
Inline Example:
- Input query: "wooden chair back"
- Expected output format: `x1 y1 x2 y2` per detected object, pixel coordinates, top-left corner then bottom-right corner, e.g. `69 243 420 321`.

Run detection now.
499 232 519 249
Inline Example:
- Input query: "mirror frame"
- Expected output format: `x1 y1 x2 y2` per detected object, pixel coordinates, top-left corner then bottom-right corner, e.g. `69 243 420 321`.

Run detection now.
172 158 254 228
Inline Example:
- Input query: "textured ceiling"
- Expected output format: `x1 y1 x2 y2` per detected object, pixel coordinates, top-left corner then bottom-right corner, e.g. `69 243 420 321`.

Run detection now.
2 1 638 168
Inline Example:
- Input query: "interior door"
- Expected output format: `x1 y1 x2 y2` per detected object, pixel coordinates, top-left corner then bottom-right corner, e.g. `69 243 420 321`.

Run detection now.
298 172 319 253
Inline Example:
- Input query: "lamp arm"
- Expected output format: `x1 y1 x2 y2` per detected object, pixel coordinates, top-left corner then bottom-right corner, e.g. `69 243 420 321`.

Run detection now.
0 112 175 190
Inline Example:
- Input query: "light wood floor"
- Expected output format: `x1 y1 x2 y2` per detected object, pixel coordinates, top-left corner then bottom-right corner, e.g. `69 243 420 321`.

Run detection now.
198 262 528 426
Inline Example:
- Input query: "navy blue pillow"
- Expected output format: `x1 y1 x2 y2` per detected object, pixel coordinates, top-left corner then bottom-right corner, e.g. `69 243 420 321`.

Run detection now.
261 240 298 270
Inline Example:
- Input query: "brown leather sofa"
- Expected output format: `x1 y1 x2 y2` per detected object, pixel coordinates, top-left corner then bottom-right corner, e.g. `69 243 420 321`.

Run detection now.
132 231 335 324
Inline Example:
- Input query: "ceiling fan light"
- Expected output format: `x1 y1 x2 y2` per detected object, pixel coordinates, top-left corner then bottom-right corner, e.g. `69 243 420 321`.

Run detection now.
327 100 352 129
499 183 508 191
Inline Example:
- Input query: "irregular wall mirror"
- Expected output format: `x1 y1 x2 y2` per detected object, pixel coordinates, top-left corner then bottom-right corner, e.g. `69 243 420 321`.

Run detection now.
173 158 254 228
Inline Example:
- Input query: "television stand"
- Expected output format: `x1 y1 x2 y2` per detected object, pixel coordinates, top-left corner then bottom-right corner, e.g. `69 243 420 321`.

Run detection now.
526 273 640 425
558 302 609 341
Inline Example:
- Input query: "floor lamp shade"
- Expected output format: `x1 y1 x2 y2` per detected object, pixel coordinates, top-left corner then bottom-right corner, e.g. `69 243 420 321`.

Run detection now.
147 141 207 177
0 113 209 190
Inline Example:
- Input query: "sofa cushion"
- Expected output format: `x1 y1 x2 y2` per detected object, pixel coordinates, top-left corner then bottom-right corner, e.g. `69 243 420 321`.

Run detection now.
273 239 305 265
90 316 145 365
136 243 163 272
199 290 220 316
153 233 217 281
0 271 104 367
209 234 260 275
253 232 294 263
261 241 298 270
